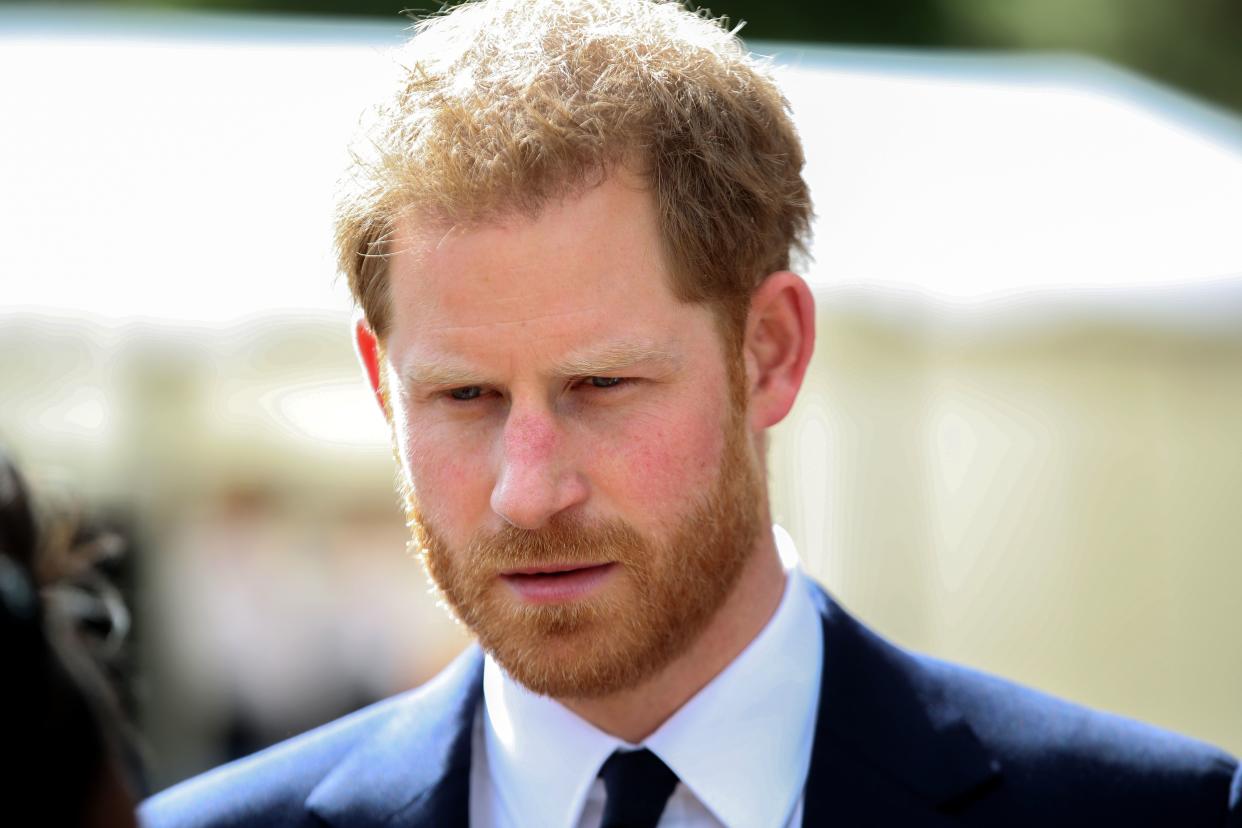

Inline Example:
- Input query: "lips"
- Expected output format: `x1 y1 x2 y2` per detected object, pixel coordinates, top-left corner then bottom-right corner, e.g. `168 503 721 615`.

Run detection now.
499 562 617 604
502 562 609 576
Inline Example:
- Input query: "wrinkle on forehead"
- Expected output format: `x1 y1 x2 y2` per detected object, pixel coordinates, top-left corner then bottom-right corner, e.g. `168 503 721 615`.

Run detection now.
420 304 611 334
382 172 705 392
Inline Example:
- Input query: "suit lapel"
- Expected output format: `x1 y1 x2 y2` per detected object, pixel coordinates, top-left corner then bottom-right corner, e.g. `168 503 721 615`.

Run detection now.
306 645 484 828
304 583 1003 827
801 587 1002 826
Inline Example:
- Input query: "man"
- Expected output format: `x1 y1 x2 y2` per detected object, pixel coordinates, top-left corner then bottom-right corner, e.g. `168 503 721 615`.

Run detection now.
142 1 1241 826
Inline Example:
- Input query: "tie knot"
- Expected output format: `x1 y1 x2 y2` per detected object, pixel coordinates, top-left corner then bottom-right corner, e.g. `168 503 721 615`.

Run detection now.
597 748 680 828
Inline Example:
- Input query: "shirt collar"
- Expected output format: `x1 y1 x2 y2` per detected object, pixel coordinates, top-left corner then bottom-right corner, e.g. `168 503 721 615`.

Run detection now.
481 525 824 828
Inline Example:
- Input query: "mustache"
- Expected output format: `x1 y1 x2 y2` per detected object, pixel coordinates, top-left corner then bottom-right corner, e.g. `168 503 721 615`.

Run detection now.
465 518 647 568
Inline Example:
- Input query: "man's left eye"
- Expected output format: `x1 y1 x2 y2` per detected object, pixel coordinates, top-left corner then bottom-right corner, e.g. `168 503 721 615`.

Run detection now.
585 376 625 389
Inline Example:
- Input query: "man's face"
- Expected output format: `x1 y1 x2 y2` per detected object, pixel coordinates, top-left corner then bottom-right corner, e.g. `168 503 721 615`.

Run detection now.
379 171 764 698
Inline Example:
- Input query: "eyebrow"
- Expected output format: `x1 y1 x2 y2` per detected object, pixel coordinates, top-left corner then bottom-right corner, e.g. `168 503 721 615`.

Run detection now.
398 361 489 389
556 342 681 377
398 341 681 389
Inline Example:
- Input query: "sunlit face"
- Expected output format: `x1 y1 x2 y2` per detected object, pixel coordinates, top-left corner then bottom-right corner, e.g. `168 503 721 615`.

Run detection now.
380 171 764 697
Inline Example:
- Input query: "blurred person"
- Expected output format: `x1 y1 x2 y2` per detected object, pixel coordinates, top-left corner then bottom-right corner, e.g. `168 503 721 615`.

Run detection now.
1 451 139 827
142 1 1241 826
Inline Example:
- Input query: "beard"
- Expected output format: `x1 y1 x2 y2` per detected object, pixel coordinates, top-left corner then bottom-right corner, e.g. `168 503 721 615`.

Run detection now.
402 375 764 699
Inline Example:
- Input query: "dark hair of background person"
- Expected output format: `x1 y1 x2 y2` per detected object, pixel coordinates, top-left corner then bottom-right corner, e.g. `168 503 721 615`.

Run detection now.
0 451 139 828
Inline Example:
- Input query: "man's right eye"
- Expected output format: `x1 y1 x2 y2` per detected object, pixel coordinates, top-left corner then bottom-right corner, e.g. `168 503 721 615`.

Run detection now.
448 386 483 401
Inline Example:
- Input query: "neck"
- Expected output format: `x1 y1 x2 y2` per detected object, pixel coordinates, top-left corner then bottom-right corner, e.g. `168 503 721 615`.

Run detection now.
560 530 787 743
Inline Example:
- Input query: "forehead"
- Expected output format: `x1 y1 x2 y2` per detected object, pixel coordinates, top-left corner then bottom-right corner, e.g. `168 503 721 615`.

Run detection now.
382 173 713 371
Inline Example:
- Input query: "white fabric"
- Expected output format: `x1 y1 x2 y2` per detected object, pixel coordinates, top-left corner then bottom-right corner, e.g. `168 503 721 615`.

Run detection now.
469 525 824 828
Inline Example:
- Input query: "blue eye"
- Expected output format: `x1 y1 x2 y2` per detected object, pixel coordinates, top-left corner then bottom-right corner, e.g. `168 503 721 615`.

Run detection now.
587 376 624 389
449 386 483 401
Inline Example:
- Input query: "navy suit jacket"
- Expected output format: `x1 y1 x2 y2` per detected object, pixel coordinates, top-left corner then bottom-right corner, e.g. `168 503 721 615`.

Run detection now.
142 586 1242 826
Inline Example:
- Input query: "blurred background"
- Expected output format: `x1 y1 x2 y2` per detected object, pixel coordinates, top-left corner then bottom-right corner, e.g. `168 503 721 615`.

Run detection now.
2 0 1240 794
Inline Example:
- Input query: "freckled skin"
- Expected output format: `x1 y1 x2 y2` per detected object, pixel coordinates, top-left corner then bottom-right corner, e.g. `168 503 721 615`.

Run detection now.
385 175 730 545
375 169 796 740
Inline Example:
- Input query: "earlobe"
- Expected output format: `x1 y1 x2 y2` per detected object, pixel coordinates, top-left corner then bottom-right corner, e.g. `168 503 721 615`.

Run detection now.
353 317 389 418
743 271 816 430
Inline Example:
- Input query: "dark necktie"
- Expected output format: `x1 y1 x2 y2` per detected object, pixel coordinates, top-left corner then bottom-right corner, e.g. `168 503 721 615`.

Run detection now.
598 748 680 828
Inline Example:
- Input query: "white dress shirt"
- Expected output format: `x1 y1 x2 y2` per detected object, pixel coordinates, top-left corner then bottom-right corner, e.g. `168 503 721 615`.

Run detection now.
469 525 825 828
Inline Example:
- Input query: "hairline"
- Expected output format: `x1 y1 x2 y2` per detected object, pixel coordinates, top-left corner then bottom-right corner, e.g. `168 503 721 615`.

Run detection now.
363 164 757 360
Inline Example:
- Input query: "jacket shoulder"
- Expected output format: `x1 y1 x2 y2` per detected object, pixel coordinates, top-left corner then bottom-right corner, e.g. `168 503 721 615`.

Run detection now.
810 586 1239 825
139 690 413 828
915 649 1240 823
139 641 486 828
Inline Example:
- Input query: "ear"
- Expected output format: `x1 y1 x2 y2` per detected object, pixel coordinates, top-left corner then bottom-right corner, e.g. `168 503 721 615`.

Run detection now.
353 315 389 419
743 271 816 430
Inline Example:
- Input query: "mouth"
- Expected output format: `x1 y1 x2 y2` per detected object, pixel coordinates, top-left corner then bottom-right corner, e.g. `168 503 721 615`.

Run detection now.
499 562 617 604
502 562 611 576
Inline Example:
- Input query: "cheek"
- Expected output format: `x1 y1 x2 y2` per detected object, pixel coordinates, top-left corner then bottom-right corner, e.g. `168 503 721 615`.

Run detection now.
600 400 726 514
399 420 495 532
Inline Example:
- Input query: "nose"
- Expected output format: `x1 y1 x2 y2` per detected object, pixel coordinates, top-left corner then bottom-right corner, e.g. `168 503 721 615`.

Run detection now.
489 407 588 530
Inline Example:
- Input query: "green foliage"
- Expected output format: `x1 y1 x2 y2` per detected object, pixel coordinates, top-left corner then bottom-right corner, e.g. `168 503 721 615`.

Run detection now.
118 0 1242 115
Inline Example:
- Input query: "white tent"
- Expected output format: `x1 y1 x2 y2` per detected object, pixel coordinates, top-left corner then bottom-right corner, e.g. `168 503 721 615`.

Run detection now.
3 5 1241 327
